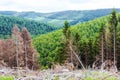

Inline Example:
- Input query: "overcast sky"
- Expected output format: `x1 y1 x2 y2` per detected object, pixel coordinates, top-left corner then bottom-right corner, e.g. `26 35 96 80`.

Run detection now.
0 0 120 13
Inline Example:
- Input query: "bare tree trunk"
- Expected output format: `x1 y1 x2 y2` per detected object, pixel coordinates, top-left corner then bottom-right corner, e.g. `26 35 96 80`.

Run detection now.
16 39 19 67
113 26 118 72
71 50 73 63
114 29 116 67
106 43 108 60
85 49 88 68
25 39 28 69
101 34 104 70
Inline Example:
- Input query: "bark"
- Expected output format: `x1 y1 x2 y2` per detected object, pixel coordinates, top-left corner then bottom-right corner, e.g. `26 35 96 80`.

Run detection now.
101 34 104 70
114 29 116 67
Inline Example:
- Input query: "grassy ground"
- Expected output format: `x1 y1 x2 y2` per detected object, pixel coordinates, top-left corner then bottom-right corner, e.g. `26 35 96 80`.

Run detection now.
0 76 14 80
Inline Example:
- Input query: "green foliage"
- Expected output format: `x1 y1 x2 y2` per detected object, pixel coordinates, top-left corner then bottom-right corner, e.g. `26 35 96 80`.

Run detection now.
56 21 71 64
33 16 107 68
109 9 118 27
0 15 57 38
63 21 71 39
33 30 63 68
85 77 93 80
0 76 14 80
54 76 59 80
33 10 120 69
55 41 66 64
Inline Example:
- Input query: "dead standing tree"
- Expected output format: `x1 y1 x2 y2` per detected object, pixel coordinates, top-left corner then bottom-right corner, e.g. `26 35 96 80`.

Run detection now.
93 10 118 72
109 10 118 70
12 25 24 67
21 27 39 70
0 25 39 70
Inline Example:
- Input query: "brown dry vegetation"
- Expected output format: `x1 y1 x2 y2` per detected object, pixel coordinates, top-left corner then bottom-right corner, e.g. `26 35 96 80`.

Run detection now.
0 25 39 70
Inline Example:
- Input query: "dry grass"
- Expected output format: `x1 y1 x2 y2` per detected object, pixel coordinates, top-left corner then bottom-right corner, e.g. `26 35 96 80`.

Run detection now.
0 68 120 80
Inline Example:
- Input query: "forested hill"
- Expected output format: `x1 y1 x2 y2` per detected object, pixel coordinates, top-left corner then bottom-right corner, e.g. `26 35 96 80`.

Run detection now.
33 11 120 68
0 15 57 38
33 15 107 68
0 8 120 27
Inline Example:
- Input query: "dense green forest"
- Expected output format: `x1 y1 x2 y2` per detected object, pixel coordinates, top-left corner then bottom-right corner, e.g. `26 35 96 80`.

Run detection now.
0 15 57 38
33 10 120 70
1 9 120 27
33 16 107 68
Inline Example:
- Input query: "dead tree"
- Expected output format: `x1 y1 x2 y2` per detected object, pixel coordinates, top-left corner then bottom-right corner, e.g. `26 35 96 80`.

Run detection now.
21 27 39 70
12 25 24 67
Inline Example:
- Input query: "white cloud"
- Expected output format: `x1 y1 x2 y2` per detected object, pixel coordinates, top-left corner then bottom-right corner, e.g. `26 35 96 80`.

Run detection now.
0 0 120 12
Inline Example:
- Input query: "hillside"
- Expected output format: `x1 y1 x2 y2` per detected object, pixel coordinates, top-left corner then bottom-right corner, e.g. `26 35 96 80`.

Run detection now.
0 15 57 38
1 9 120 27
33 15 107 68
33 10 120 69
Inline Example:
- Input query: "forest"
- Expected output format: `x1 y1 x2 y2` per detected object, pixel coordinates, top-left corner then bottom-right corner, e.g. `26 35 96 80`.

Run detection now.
33 10 120 71
1 9 120 27
1 9 120 79
0 10 120 69
0 15 57 38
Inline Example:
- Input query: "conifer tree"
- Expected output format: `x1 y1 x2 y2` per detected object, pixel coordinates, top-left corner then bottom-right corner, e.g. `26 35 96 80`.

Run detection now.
100 24 104 69
109 10 118 67
12 25 24 67
62 21 71 63
21 27 39 69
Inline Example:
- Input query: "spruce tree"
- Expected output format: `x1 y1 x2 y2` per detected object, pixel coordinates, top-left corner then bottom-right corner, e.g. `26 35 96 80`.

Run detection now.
21 27 39 69
62 21 71 63
12 25 24 67
109 9 118 68
100 24 104 69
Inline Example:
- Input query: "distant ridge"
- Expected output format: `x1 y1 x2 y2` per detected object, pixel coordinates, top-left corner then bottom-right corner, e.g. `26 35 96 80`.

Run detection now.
0 15 57 38
0 8 120 27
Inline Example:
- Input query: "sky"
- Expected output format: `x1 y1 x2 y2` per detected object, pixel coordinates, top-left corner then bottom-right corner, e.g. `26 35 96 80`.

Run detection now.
0 0 120 13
